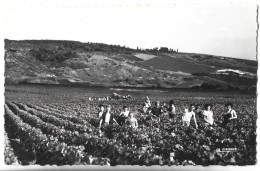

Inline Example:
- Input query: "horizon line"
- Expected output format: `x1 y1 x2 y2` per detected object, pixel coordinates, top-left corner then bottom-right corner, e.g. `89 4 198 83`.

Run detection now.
4 38 257 61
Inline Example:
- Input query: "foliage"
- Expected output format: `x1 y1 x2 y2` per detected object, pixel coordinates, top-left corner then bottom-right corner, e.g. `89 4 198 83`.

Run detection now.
4 95 257 165
5 39 181 55
4 131 19 165
30 48 78 63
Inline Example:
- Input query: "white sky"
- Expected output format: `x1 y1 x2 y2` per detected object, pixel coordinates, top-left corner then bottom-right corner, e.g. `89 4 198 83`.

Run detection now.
2 0 258 60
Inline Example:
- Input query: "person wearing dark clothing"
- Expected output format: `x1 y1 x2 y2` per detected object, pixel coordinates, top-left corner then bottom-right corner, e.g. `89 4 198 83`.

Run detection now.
152 101 163 118
195 105 203 119
98 104 105 118
118 105 130 126
168 100 176 120
145 107 154 126
222 102 237 128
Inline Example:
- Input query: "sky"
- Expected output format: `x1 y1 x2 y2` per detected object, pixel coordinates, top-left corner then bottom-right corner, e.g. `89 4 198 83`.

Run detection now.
2 0 258 60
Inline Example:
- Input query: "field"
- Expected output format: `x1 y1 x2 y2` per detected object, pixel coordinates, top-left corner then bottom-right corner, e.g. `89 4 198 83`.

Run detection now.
4 84 257 165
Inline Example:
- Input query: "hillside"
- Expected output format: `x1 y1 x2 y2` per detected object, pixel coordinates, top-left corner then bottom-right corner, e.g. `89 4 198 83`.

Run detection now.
4 39 257 90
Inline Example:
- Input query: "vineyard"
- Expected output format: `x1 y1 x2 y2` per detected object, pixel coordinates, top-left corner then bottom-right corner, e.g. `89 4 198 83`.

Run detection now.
4 85 257 166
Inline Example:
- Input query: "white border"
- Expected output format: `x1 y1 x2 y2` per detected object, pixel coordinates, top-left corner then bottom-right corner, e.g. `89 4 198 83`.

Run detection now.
0 0 259 170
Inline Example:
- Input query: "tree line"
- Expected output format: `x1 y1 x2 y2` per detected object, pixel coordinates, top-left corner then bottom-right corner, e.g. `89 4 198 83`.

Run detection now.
5 39 179 54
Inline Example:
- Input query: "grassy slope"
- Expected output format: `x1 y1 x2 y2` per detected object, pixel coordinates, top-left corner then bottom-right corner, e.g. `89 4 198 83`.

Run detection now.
137 55 216 73
4 39 257 89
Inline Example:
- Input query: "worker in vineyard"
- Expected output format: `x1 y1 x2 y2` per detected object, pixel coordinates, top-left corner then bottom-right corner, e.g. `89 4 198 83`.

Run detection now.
168 100 176 121
152 101 163 119
182 104 198 129
195 104 203 119
112 92 119 100
162 102 168 114
194 104 204 125
118 105 130 125
202 104 214 126
98 104 105 118
222 102 237 128
142 103 147 113
99 105 119 129
145 107 154 123
142 96 151 113
125 112 138 128
127 94 133 100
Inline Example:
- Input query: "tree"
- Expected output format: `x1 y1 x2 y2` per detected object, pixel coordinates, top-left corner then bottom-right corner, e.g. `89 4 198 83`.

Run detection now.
159 47 169 52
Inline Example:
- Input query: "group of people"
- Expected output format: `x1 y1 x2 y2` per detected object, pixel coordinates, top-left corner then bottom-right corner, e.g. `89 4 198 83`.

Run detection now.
97 96 238 130
98 104 138 129
89 97 110 101
111 92 133 100
88 93 133 102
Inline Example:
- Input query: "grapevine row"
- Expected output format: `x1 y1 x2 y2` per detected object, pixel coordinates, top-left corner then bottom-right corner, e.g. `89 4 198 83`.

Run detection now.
7 103 93 145
5 103 124 165
4 104 87 165
4 131 19 165
14 102 94 134
25 103 96 130
41 103 97 120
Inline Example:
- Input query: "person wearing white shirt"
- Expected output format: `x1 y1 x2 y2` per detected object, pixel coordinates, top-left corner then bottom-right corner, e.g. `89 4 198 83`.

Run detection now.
144 96 151 108
120 106 130 118
99 105 118 129
125 112 138 128
182 104 198 129
203 104 214 126
142 96 151 113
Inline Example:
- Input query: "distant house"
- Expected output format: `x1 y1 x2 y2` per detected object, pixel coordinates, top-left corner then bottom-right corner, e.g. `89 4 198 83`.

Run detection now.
159 47 169 52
